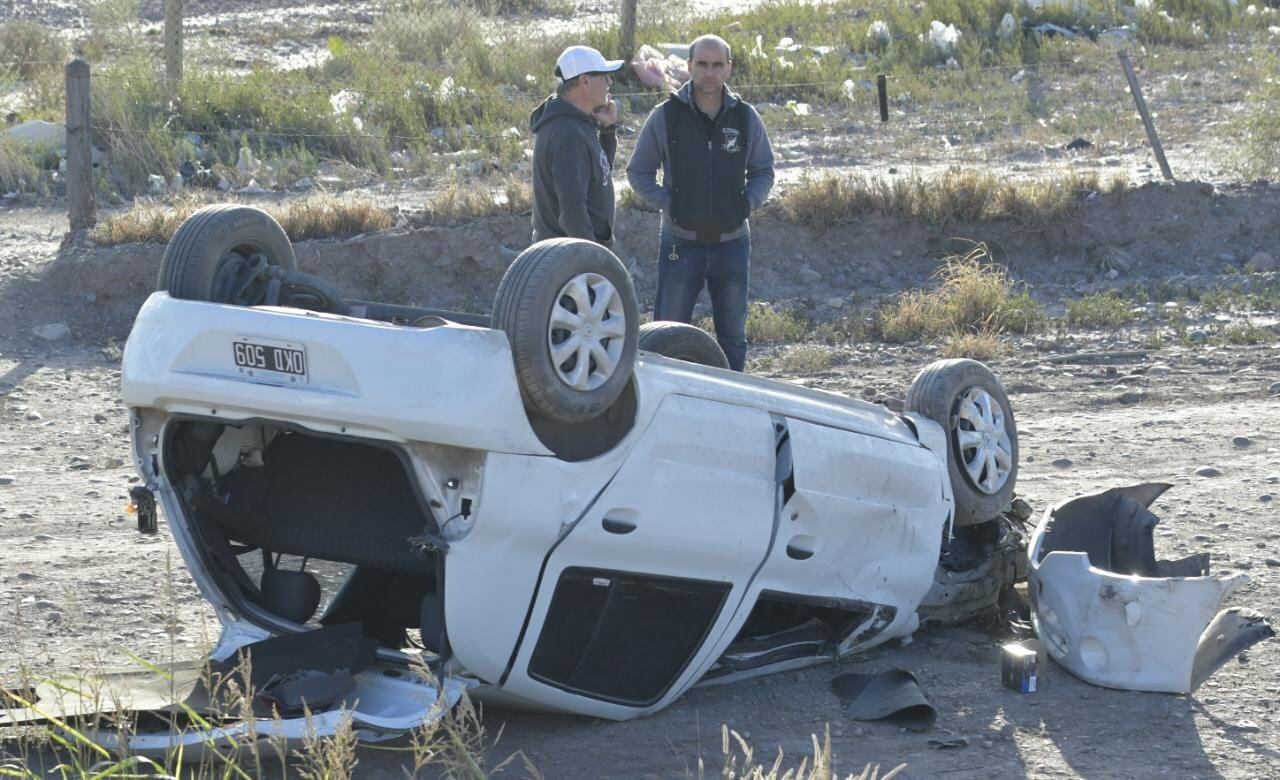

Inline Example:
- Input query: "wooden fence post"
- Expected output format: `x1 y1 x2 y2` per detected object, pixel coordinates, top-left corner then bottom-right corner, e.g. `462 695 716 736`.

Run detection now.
619 0 637 64
65 58 95 232
1118 50 1173 181
164 0 183 95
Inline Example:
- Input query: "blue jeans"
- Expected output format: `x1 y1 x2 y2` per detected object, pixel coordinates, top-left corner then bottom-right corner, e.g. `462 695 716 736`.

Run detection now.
653 232 750 371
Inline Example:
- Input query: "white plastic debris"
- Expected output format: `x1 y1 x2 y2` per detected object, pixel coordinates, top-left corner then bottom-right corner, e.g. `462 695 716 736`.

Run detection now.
926 21 960 56
867 20 891 46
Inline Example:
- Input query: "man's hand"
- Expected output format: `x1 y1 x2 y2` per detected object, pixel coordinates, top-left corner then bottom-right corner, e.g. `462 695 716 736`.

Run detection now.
592 99 619 128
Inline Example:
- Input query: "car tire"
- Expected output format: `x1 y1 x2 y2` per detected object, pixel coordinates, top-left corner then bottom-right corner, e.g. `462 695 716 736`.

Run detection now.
905 358 1018 526
493 238 639 423
638 321 730 369
158 204 297 302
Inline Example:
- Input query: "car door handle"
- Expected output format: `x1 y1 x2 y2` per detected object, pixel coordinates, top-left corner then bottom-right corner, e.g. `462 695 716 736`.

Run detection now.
602 516 636 535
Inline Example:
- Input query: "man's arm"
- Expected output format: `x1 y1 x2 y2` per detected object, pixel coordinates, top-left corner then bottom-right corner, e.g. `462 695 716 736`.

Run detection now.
625 107 671 213
744 106 776 212
551 135 597 240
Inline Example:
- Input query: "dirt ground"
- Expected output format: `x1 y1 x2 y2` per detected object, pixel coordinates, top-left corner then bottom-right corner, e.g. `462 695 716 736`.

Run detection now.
3 0 1280 773
1 181 1278 778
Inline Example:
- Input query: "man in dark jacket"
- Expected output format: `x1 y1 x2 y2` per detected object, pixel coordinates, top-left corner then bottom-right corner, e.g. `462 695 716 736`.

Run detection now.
530 45 624 245
626 34 775 371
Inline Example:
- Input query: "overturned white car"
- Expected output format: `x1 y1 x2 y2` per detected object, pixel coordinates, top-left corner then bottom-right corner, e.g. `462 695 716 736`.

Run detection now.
4 206 1026 747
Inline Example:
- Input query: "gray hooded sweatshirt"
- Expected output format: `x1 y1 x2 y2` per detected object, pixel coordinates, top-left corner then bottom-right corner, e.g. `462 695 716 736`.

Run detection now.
529 95 617 245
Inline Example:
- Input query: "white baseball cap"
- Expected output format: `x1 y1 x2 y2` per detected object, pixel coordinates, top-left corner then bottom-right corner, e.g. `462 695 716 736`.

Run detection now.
555 45 624 81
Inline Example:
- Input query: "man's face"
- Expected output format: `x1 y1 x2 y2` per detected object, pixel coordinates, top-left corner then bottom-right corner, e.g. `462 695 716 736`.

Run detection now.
580 71 613 108
690 42 732 98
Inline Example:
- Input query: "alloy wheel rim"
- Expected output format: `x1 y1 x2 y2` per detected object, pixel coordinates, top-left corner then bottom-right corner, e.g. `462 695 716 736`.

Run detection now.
547 272 626 391
954 386 1013 494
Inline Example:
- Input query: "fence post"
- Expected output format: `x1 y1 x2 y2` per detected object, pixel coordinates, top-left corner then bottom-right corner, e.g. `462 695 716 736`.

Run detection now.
876 74 888 122
1118 50 1173 181
619 0 637 64
65 58 95 232
164 0 183 95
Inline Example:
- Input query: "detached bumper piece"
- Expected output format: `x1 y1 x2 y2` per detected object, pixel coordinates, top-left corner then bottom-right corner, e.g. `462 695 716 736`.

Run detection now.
1028 483 1274 694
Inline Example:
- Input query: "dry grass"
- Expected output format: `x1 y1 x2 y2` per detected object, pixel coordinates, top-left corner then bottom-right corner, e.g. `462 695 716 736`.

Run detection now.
422 177 532 225
91 194 395 246
618 185 659 213
777 344 835 374
879 243 1045 343
710 725 905 780
941 329 1001 360
1065 291 1140 328
745 303 810 344
0 136 53 196
778 170 1126 232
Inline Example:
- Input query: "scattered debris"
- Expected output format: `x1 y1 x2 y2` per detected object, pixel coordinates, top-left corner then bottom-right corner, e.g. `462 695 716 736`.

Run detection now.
925 21 961 56
832 668 937 732
631 44 689 91
1028 483 1275 694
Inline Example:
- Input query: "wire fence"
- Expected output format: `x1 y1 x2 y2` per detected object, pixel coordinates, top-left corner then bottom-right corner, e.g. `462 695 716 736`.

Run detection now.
5 5 1280 216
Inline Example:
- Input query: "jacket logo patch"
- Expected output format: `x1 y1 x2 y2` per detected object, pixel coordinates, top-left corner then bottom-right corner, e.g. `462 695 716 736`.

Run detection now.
721 127 741 154
599 149 611 182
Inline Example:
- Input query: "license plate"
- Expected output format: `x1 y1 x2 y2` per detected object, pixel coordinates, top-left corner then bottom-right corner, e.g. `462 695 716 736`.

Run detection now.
233 337 308 385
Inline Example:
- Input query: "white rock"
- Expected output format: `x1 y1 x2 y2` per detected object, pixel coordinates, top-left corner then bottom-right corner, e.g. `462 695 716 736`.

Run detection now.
798 267 822 284
7 120 65 149
32 322 70 341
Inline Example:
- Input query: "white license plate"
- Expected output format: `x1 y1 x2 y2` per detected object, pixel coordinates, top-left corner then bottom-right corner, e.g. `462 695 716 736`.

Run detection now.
232 337 308 385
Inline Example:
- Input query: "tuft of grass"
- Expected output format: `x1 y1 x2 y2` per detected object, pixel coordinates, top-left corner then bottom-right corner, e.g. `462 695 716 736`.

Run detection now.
422 176 531 225
0 136 54 196
716 724 905 780
0 21 67 117
1219 321 1275 345
777 344 835 374
745 302 810 344
618 186 659 213
92 193 395 245
1065 290 1139 328
778 170 1118 232
1237 52 1280 179
942 329 1001 359
880 243 1046 343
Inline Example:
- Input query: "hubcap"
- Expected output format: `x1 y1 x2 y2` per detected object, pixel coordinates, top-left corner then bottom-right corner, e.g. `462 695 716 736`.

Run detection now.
547 272 626 391
954 387 1013 494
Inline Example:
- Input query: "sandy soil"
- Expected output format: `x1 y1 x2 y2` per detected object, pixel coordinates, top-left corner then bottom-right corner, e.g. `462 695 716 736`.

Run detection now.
1 184 1278 777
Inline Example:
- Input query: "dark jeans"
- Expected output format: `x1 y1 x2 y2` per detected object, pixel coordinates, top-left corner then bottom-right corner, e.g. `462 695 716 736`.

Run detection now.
653 232 750 371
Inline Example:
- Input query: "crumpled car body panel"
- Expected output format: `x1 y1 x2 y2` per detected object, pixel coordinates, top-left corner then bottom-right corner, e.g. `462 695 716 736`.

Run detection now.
1028 483 1274 694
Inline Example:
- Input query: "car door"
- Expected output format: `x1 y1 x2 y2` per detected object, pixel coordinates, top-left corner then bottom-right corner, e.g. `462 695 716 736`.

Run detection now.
498 394 778 720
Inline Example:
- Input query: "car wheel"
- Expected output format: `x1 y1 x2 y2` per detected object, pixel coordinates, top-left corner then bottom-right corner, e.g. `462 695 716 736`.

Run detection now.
905 359 1018 526
638 321 729 369
493 238 639 423
158 205 297 303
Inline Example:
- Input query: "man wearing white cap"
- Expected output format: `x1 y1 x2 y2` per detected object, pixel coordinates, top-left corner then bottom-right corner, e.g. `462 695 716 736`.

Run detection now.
530 45 625 245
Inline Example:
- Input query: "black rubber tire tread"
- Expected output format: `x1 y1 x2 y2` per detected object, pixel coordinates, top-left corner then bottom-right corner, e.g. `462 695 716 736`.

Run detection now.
905 358 1018 527
638 321 729 369
492 238 639 423
159 204 297 300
